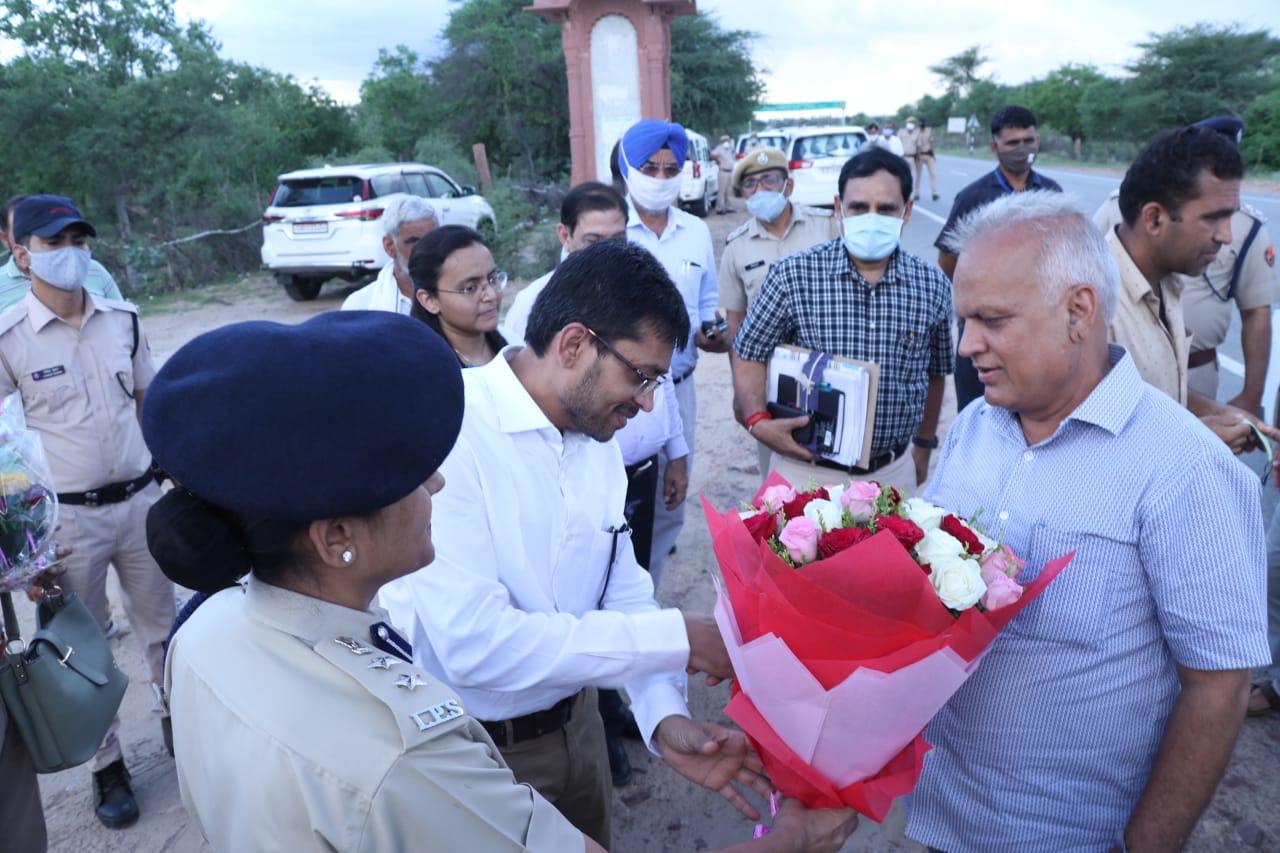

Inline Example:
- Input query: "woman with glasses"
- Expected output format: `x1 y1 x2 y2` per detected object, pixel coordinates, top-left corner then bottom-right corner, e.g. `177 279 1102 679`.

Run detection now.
409 225 509 367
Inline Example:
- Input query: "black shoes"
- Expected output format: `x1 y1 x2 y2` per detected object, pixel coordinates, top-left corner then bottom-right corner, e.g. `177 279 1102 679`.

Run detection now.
92 759 140 829
606 734 632 786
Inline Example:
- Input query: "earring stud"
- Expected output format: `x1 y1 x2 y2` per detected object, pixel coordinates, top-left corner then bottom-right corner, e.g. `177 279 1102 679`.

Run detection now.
341 550 354 563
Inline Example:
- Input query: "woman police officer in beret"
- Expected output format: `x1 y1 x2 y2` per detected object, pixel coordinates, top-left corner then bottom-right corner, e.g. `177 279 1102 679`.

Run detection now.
142 311 856 852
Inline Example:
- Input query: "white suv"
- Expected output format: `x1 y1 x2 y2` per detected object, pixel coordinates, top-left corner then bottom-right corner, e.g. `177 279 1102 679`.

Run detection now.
784 127 869 208
678 130 718 217
261 162 496 301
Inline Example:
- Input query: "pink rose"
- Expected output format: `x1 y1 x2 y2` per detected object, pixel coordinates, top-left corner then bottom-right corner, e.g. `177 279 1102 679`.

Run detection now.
980 544 1026 580
980 571 1024 611
840 481 881 521
778 516 820 564
758 484 798 514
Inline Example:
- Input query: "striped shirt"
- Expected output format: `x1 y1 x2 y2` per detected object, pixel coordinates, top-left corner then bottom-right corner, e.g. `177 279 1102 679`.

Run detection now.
733 239 953 456
907 345 1269 852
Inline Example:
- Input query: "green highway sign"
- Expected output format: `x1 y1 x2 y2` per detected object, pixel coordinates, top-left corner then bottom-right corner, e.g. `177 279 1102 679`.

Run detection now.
757 101 846 112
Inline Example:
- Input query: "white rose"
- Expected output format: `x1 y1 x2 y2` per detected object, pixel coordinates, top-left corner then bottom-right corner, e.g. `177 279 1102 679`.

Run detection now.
803 498 844 532
824 482 846 508
930 553 987 610
903 498 948 532
914 527 965 565
975 529 998 554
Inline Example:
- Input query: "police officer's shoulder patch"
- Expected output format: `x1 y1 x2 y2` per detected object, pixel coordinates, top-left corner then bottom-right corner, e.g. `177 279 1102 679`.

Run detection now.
796 205 835 219
315 638 468 751
1242 202 1267 224
97 296 141 315
1266 245 1275 268
0 303 28 337
725 220 752 244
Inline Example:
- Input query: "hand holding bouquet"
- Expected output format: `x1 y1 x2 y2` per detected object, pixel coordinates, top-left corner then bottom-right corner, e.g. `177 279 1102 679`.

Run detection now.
704 474 1072 821
0 392 59 593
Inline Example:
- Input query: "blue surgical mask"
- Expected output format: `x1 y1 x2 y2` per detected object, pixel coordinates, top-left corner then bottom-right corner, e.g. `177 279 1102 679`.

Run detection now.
841 213 903 261
746 190 787 223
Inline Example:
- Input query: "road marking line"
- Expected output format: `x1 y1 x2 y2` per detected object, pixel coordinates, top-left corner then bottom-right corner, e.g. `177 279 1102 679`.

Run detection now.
1220 353 1244 378
912 206 947 225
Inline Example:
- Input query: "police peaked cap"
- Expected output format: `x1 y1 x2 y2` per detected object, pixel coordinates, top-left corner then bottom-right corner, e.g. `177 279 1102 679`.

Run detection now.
142 311 464 522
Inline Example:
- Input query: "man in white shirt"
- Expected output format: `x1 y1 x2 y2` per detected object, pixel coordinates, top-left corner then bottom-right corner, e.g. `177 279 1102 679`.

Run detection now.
618 119 723 583
380 239 765 849
340 196 438 314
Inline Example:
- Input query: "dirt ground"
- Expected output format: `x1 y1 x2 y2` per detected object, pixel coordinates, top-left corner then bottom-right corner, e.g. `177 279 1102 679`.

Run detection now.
27 204 1280 852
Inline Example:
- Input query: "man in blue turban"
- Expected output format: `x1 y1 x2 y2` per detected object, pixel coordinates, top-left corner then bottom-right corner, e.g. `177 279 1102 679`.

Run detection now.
616 118 723 596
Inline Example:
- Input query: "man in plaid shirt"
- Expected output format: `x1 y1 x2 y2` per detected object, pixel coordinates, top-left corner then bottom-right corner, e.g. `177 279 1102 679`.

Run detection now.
730 147 953 494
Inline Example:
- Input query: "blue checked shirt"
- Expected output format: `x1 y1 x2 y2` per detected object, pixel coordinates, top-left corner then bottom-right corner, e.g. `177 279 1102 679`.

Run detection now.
733 239 953 456
907 345 1270 853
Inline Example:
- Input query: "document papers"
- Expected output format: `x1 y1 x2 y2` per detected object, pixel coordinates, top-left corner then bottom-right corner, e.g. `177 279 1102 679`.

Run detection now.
767 344 879 469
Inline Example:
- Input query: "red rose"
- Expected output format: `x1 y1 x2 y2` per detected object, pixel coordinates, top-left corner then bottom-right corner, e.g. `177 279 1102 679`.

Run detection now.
873 513 925 549
742 510 778 543
941 514 985 556
781 487 830 521
818 525 871 558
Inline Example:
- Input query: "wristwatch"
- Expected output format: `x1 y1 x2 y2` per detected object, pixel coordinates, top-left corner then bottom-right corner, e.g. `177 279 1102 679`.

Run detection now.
912 435 939 449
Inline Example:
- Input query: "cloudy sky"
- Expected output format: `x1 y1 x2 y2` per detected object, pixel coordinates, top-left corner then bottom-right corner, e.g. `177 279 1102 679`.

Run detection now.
174 0 1273 116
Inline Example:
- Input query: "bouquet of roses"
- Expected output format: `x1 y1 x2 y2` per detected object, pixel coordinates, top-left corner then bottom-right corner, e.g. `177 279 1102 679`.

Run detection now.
0 392 58 593
704 473 1073 822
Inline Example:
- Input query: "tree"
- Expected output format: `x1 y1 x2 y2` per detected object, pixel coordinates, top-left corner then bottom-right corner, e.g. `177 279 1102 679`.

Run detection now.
929 45 991 100
430 0 569 182
670 13 764 137
1019 63 1106 156
1122 23 1280 139
357 46 440 161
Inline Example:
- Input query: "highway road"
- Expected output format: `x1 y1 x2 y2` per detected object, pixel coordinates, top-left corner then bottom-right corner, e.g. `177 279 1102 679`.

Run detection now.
897 152 1280 420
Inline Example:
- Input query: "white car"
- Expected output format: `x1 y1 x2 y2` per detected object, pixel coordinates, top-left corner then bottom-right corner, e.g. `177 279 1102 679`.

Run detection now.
736 130 791 159
678 130 718 217
260 162 496 301
784 127 869 209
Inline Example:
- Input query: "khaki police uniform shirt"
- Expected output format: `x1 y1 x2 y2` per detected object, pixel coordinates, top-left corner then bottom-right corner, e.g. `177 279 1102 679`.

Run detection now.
1105 227 1191 405
718 204 838 312
1095 192 1274 350
166 576 582 853
0 291 154 492
900 126 920 157
1094 193 1277 353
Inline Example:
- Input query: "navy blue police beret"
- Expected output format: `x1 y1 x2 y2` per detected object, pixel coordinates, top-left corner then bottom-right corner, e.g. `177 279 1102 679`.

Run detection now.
141 311 464 522
1192 116 1244 146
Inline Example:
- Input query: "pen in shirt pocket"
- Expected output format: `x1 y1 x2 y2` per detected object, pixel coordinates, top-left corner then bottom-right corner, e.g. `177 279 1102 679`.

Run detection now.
680 259 701 280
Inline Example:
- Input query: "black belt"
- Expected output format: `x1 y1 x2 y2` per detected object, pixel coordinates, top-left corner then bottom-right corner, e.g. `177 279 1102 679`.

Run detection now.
815 443 908 476
672 367 695 386
1187 347 1216 369
58 470 155 507
480 693 577 747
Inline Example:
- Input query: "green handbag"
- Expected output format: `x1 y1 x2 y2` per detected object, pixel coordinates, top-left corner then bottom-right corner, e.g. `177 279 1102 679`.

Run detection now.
0 589 129 773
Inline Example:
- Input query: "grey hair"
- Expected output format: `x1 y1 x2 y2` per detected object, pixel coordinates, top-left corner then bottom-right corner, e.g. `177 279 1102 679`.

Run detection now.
943 191 1119 324
381 195 438 239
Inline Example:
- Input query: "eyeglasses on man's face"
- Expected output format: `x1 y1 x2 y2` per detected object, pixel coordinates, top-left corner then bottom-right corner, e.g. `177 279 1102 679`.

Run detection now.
437 270 508 299
584 327 665 398
637 161 682 179
740 171 787 193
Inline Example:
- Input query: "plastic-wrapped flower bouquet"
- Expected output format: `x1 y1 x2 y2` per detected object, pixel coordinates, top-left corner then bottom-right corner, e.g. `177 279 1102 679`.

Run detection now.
0 392 59 592
704 473 1073 821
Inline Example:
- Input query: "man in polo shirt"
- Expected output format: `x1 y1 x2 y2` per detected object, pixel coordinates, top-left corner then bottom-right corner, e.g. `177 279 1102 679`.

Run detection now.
936 105 1063 411
719 147 837 480
732 147 953 494
0 195 175 829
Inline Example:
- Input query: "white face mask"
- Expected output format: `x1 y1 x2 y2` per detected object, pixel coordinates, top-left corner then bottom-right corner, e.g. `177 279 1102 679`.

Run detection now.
621 146 682 213
906 123 917 131
27 246 91 291
841 213 904 261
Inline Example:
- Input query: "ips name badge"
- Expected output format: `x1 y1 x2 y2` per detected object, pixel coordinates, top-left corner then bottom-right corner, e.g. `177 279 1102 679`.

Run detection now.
31 366 65 381
409 699 464 732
